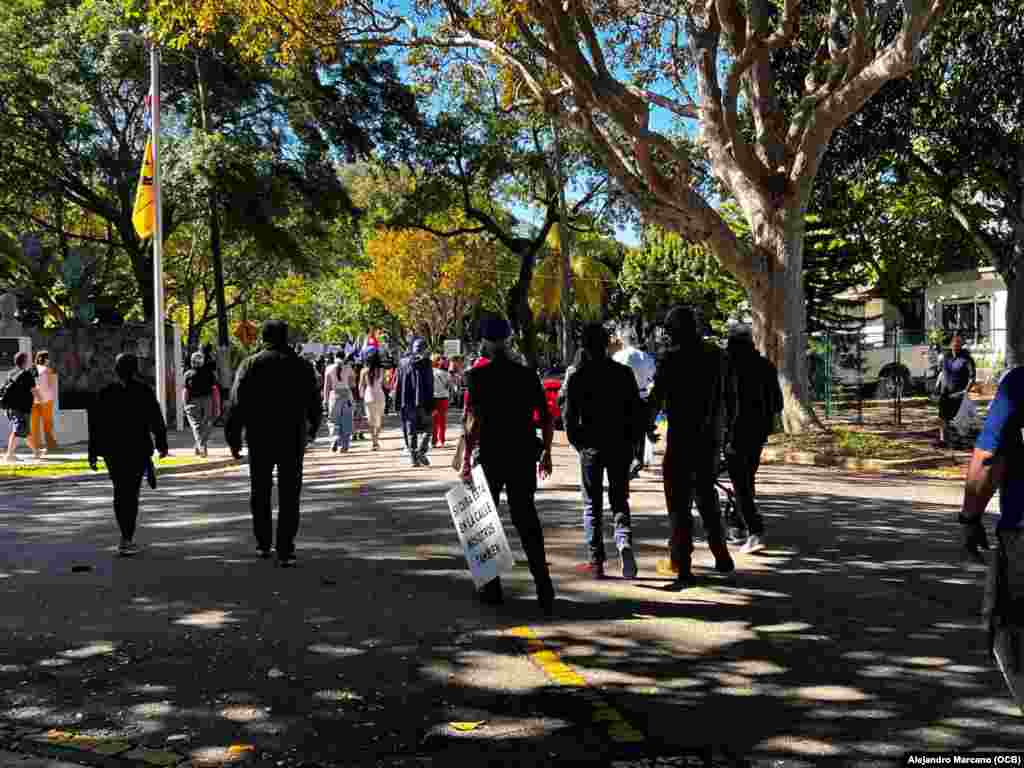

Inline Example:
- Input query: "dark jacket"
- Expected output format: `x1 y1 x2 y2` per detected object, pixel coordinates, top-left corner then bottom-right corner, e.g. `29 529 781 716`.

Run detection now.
225 343 323 451
4 367 36 413
88 378 168 462
648 339 728 445
397 354 433 411
465 352 550 465
563 356 646 453
725 341 783 446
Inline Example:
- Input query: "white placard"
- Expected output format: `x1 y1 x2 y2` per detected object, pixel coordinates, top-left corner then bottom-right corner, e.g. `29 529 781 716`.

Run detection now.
443 339 461 357
446 465 515 587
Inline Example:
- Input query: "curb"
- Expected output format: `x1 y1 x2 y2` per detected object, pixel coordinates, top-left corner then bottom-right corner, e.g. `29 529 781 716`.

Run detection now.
760 447 954 472
0 457 245 491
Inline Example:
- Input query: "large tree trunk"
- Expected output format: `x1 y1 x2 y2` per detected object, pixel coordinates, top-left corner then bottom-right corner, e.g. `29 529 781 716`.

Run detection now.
1004 251 1024 370
744 201 819 433
507 246 540 368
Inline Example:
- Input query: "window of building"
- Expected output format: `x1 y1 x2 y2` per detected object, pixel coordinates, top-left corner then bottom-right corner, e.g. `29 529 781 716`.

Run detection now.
941 300 991 345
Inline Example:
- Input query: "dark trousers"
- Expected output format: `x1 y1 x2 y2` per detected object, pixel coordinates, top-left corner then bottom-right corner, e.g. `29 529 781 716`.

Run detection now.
480 458 553 601
106 454 146 541
663 431 725 567
579 447 632 563
725 439 766 536
401 406 430 459
248 444 304 556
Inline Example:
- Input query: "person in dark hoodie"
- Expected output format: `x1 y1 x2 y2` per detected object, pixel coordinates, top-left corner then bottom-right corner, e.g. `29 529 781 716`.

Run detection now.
722 323 783 554
563 323 647 579
397 337 434 467
88 353 168 557
226 320 323 567
647 305 734 586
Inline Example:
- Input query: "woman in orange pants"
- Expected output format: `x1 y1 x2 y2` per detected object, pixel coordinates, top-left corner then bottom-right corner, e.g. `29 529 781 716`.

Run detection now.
30 350 58 451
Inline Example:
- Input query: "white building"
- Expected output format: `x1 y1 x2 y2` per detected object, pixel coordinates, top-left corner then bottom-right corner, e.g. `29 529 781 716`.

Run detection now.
924 266 1006 364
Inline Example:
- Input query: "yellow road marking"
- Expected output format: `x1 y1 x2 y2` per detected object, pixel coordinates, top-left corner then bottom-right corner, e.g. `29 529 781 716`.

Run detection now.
510 626 645 744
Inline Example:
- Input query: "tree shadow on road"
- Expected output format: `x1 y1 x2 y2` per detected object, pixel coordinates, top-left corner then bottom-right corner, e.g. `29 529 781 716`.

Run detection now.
0 461 1017 767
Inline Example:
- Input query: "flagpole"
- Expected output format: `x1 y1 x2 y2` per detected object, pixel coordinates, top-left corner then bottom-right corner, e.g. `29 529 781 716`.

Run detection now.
150 40 167 424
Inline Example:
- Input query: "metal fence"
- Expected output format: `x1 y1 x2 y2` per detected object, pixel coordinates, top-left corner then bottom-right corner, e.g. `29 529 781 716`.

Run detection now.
810 327 1008 427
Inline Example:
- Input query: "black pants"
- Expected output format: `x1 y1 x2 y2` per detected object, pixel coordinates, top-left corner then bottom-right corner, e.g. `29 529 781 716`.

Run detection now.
664 433 724 567
106 454 146 541
480 458 553 601
248 443 304 556
579 447 632 563
725 439 765 536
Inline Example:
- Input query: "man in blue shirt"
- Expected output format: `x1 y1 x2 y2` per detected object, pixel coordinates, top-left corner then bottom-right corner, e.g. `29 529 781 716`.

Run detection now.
961 366 1024 706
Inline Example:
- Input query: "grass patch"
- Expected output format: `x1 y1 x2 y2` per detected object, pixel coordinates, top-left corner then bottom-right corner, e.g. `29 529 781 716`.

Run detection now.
768 427 933 461
0 454 219 480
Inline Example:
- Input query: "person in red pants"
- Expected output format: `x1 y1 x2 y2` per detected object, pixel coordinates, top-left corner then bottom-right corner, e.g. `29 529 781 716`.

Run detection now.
431 355 452 448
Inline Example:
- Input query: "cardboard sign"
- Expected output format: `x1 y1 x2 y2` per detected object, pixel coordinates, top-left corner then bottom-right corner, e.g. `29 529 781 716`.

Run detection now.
446 466 515 587
443 339 461 357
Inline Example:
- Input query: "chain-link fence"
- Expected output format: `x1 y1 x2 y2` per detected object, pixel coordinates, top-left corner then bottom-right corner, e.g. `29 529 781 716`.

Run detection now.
810 328 1008 427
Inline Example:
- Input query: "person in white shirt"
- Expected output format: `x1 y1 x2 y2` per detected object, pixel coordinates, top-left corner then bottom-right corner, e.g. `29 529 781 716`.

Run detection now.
30 350 58 452
613 327 656 475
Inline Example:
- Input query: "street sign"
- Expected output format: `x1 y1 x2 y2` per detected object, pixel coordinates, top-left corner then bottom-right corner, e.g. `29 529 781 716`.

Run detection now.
443 339 461 357
445 466 515 587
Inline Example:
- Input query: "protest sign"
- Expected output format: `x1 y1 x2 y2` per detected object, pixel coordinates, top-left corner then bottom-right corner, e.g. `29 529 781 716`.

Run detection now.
446 466 515 587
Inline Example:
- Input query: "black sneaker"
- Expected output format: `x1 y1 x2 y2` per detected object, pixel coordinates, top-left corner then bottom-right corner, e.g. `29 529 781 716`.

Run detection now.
477 579 504 605
277 554 296 568
257 547 272 560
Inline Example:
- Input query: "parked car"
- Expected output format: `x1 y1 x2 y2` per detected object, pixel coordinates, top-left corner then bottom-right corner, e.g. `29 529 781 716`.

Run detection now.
829 333 939 398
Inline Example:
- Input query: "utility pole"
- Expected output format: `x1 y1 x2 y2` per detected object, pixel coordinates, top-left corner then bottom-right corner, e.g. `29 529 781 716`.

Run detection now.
551 118 574 365
150 40 167 423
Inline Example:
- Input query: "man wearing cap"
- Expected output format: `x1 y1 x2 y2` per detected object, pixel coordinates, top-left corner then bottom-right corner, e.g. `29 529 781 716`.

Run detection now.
723 323 782 554
226 320 323 567
613 325 657 476
647 305 734 585
397 337 435 466
464 313 555 615
88 353 169 557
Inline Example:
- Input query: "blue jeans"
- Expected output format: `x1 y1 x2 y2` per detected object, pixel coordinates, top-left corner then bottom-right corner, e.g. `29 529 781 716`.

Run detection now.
333 399 353 450
579 447 632 564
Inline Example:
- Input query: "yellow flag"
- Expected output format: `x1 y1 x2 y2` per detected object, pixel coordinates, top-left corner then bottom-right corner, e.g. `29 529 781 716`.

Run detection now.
132 137 155 240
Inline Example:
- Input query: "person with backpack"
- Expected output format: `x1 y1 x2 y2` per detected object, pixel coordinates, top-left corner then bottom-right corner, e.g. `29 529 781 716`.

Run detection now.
722 324 783 554
183 351 216 458
3 351 39 462
88 353 169 556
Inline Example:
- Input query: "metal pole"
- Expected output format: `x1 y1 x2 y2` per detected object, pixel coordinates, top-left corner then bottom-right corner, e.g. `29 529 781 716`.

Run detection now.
551 118 573 366
150 42 167 421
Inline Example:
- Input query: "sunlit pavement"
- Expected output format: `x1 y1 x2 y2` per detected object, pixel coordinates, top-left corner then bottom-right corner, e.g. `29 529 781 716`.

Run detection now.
0 414 1018 767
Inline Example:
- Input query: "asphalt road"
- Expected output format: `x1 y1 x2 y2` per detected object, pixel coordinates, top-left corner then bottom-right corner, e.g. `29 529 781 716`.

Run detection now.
0 418 1018 767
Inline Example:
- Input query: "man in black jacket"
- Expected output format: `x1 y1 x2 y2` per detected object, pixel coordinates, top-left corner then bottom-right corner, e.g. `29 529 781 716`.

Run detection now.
563 323 647 579
88 353 168 556
464 314 555 615
397 338 434 466
226 320 322 567
723 324 783 554
647 305 734 586
3 351 39 462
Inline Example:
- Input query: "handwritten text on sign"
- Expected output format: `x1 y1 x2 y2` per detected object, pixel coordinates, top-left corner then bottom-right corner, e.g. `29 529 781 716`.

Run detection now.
446 466 515 587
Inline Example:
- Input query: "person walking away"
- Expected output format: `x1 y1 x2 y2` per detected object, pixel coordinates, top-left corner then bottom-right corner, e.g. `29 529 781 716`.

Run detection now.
647 305 734 586
226 320 322 567
936 333 977 448
201 343 224 426
324 354 355 452
88 353 168 556
464 314 555 615
183 351 216 457
384 366 398 416
613 328 656 476
3 352 39 462
431 354 452 448
29 350 58 453
959 366 1024 706
397 338 434 466
722 324 783 554
321 354 338 438
351 355 368 441
563 323 647 579
459 348 493 481
360 350 386 450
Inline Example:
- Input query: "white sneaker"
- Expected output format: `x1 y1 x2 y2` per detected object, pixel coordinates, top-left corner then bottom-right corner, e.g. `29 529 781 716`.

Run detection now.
741 534 766 554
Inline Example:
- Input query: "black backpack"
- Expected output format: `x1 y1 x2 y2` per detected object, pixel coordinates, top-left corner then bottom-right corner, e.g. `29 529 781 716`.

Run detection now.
0 370 32 412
